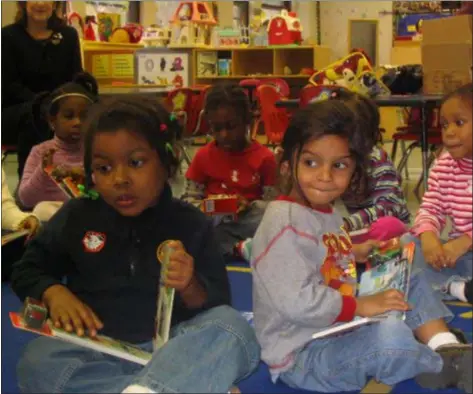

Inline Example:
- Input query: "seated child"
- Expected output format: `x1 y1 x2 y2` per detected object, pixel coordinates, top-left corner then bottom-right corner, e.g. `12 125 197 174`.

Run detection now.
251 99 472 393
336 89 410 242
2 167 40 281
235 89 410 262
18 72 98 221
12 96 260 394
402 83 472 299
183 84 277 256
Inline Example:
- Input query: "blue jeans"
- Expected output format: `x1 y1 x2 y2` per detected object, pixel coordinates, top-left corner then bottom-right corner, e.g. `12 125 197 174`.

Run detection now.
402 233 473 298
17 306 260 393
279 271 453 392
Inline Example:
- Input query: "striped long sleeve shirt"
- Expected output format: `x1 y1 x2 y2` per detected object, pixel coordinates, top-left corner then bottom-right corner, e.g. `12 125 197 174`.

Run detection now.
342 146 411 231
411 152 472 240
18 137 83 210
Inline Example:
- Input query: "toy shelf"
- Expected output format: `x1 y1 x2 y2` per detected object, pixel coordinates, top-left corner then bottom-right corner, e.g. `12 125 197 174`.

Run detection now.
192 45 331 83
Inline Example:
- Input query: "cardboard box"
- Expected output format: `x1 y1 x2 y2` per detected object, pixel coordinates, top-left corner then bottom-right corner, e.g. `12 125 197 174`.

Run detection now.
421 15 472 94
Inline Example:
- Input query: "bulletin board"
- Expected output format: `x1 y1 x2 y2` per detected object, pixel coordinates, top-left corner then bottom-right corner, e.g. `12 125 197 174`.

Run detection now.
84 48 138 85
135 48 191 91
396 12 448 37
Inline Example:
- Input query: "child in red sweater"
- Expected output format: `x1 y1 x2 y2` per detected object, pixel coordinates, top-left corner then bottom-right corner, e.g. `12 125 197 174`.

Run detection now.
183 85 277 257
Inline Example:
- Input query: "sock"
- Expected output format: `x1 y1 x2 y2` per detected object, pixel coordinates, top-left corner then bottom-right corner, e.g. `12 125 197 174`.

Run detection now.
427 332 460 351
122 385 156 394
449 281 468 302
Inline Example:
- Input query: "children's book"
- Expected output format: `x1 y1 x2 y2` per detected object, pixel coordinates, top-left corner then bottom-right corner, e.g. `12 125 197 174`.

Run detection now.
10 242 177 364
1 229 29 246
44 165 84 199
10 312 152 365
153 242 176 350
311 241 415 340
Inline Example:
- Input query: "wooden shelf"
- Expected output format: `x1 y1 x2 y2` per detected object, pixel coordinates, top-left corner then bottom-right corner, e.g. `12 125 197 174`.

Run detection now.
192 46 331 85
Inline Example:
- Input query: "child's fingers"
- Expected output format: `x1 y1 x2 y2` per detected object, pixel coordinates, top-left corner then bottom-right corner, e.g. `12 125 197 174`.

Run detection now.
167 240 185 252
77 306 100 337
86 306 104 330
68 308 86 337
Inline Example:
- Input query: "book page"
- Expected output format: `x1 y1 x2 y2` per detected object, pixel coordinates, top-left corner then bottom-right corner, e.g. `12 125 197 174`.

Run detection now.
154 242 175 351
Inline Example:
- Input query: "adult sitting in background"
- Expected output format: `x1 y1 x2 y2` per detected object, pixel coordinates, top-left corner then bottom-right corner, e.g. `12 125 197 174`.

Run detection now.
2 1 82 178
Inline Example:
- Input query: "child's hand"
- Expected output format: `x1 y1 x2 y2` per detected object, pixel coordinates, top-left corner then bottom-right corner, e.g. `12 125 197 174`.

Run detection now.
42 285 103 337
19 216 40 241
237 195 250 214
42 148 56 169
420 231 446 270
353 240 380 262
355 289 410 317
442 236 472 267
163 240 195 292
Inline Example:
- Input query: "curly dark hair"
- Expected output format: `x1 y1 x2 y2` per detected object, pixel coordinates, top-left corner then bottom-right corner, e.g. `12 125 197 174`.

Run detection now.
441 82 473 107
278 99 371 201
332 88 382 149
204 84 252 125
82 96 181 190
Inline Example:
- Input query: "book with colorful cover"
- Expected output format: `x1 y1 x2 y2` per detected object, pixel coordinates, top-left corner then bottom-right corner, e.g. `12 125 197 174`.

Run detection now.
10 243 177 364
1 229 29 246
153 242 175 351
311 241 415 340
10 312 152 365
44 165 84 199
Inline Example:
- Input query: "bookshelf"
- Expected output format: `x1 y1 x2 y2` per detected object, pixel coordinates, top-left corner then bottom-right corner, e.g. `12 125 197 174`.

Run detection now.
193 45 331 83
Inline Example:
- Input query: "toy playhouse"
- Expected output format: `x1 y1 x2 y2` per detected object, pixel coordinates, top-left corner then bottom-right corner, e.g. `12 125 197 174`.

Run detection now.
169 2 217 48
267 10 303 46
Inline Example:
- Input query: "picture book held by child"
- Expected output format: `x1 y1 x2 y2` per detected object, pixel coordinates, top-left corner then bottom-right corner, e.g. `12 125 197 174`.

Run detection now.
251 97 471 393
17 72 98 221
402 83 472 302
182 84 277 257
11 239 176 364
10 96 259 394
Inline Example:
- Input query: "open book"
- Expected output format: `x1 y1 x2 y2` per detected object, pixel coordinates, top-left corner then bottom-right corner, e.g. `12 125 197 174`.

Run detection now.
2 229 29 246
10 243 176 364
312 241 415 340
44 165 83 199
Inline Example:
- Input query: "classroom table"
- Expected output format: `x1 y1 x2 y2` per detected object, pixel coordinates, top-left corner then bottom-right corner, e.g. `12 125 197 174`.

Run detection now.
275 94 444 190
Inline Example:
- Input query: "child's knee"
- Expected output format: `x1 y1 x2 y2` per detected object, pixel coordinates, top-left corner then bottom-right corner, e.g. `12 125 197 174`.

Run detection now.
204 306 260 366
372 318 417 351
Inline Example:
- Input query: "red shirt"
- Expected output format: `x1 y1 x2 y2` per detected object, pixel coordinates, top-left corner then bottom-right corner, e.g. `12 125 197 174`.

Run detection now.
186 141 276 201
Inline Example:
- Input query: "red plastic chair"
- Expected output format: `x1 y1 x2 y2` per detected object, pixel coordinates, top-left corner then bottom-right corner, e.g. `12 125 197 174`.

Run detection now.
191 84 212 136
255 85 290 145
263 78 291 98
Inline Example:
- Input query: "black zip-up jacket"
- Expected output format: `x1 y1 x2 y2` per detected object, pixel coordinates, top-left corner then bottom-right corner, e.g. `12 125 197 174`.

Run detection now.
11 184 230 343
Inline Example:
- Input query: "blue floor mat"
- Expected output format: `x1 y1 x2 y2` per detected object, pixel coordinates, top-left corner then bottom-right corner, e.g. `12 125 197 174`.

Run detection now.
2 272 472 394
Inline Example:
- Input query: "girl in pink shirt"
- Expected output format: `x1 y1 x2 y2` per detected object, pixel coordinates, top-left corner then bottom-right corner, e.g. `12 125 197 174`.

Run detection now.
403 83 472 300
18 73 97 220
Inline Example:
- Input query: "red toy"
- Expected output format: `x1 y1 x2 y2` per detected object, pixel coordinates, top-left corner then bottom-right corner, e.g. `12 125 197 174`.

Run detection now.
202 195 239 220
267 10 302 46
21 298 48 330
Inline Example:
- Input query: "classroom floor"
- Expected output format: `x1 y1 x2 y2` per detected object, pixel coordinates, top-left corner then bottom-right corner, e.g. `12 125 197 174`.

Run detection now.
3 145 466 394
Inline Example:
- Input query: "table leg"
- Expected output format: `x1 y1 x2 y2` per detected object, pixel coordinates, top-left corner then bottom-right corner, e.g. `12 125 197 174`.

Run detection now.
421 106 429 191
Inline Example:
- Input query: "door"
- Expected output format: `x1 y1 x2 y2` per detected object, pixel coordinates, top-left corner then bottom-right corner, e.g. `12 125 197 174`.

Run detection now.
348 19 379 67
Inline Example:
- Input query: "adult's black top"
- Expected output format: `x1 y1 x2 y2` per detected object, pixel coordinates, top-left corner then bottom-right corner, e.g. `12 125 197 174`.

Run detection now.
1 23 82 109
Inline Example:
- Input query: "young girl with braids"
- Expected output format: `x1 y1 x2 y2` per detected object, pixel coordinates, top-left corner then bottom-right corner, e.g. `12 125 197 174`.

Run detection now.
183 84 277 257
11 96 259 394
17 72 98 220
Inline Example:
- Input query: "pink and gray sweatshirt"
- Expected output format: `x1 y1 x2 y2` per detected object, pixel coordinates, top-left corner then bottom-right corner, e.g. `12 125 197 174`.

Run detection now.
411 151 472 240
251 196 358 380
18 136 83 209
